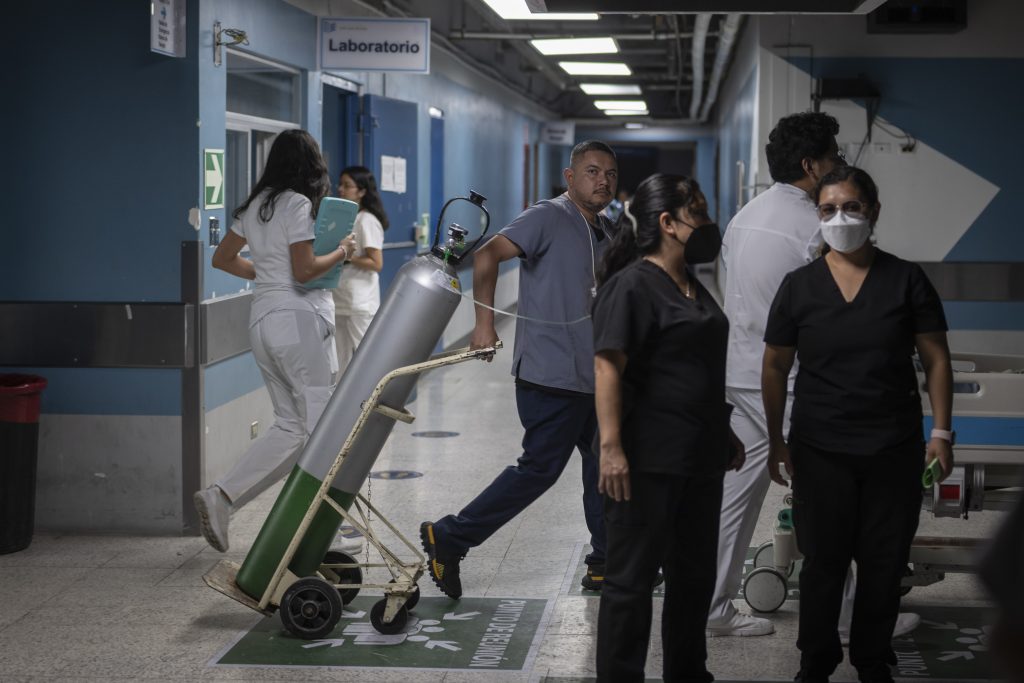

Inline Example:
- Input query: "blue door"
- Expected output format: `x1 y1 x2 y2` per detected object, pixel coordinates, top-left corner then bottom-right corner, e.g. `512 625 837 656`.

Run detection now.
362 94 418 294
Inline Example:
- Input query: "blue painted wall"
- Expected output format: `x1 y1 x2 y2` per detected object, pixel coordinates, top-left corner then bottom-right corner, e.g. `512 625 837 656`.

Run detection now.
787 56 1022 261
715 69 757 230
4 1 201 416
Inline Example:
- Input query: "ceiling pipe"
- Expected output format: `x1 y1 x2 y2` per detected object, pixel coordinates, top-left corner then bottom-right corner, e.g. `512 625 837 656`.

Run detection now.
697 13 742 121
687 14 711 120
448 30 709 41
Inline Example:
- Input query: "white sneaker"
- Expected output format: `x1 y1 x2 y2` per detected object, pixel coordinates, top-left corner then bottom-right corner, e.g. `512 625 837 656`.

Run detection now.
333 531 364 555
194 486 231 552
839 612 920 646
706 611 775 637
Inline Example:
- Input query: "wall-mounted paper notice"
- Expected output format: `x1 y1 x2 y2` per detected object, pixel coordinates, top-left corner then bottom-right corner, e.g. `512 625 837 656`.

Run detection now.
380 155 396 192
393 157 407 194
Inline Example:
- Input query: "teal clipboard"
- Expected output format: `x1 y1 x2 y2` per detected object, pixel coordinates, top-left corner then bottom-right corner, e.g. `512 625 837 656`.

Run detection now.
303 197 358 289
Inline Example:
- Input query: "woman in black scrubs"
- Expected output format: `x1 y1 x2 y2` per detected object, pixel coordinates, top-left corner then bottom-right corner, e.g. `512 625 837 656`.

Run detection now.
762 166 954 683
593 174 745 683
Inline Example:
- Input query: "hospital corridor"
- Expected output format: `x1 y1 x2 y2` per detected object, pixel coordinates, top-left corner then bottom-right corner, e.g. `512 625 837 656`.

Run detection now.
2 0 1022 681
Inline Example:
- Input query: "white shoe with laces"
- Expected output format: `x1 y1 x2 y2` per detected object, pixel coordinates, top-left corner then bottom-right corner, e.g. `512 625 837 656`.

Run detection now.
193 486 231 552
706 611 776 637
839 612 920 646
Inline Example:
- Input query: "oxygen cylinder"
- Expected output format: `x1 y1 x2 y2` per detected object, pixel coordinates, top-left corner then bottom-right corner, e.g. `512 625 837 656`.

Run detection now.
235 191 490 601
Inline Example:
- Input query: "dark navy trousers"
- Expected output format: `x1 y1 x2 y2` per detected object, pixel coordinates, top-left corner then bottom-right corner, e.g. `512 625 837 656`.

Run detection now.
433 385 607 565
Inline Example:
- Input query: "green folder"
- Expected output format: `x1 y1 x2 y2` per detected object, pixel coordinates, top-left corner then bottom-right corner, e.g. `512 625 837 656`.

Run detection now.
303 197 358 289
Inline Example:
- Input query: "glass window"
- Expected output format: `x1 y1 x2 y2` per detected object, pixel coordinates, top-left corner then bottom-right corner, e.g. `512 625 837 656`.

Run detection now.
226 51 300 123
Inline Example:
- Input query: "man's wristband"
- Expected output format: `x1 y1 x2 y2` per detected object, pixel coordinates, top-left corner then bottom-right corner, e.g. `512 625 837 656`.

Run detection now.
930 428 955 444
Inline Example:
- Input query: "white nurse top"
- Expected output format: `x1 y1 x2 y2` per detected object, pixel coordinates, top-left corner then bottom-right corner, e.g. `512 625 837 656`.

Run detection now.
721 182 823 390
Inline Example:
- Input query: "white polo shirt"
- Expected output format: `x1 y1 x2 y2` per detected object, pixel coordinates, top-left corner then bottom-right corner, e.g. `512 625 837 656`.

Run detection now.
722 182 823 390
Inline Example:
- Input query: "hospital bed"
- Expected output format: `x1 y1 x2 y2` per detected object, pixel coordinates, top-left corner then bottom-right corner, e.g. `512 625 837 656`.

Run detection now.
744 352 1024 612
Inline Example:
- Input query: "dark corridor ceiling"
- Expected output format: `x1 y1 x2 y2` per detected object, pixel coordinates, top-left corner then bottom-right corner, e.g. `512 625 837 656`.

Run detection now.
363 0 888 123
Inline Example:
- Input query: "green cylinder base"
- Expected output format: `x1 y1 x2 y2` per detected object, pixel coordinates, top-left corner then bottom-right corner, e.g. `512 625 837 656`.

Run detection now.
235 465 355 600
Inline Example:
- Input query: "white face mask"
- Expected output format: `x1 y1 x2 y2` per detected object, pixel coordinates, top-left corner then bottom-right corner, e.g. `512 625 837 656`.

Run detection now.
820 211 872 253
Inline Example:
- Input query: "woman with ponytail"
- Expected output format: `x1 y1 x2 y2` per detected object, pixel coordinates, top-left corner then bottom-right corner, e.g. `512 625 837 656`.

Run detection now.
592 173 745 682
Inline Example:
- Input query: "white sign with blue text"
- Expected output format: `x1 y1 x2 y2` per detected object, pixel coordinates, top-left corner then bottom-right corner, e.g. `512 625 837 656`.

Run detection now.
320 17 430 74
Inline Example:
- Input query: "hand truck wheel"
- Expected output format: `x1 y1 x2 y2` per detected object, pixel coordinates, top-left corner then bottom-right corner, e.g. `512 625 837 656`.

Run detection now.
743 566 788 613
321 550 362 604
389 578 420 611
753 540 795 578
370 598 409 635
280 576 343 639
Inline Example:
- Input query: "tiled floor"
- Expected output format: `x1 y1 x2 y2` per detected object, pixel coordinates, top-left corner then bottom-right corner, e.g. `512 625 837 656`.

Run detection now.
0 316 1007 681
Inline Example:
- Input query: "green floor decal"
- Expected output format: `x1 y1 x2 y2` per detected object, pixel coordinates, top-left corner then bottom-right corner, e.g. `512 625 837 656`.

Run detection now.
215 595 548 671
565 544 800 601
891 605 997 681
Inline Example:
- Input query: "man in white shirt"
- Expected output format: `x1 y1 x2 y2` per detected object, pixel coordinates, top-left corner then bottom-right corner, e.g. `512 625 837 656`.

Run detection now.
707 112 921 643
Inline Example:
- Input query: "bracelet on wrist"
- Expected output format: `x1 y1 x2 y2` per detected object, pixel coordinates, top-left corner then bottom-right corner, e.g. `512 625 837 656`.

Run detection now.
930 428 955 445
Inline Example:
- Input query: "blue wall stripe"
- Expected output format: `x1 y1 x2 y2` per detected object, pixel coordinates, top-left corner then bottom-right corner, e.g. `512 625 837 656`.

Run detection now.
924 416 1024 447
204 352 265 411
0 367 182 416
942 301 1024 331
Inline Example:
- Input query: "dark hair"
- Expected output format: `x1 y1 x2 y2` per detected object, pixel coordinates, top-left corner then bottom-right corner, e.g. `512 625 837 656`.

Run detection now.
233 129 329 222
765 112 840 183
340 165 390 230
598 173 707 285
570 139 617 168
813 165 880 211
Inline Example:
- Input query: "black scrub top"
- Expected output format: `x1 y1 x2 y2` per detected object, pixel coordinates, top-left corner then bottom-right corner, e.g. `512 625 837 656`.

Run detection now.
593 259 731 476
764 249 947 455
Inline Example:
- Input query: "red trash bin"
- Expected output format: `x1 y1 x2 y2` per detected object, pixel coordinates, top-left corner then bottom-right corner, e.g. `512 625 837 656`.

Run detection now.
0 374 47 554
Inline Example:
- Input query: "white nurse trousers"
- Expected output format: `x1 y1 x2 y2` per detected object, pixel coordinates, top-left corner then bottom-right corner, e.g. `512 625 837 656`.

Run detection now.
333 312 374 379
710 388 856 628
215 309 333 508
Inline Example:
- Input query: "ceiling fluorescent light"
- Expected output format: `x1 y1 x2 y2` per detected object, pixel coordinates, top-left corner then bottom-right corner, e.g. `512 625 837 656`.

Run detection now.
593 100 648 111
604 109 649 116
481 0 598 20
624 123 645 129
580 83 641 96
531 37 617 56
559 62 631 76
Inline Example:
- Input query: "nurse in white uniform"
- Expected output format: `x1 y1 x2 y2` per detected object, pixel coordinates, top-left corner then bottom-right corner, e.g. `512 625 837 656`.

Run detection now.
194 129 356 553
333 165 388 377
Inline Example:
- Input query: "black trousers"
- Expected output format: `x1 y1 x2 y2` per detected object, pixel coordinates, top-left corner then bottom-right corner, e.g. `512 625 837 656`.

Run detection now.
596 471 723 683
790 439 923 682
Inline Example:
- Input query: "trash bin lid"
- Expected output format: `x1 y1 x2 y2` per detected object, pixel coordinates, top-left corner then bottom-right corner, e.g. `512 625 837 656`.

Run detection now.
0 374 48 395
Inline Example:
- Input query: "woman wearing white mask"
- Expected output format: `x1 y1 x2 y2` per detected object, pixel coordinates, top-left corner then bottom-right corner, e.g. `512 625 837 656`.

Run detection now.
761 166 954 683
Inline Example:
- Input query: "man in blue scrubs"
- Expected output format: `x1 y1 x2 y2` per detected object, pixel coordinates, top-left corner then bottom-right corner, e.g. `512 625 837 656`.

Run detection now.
421 140 618 598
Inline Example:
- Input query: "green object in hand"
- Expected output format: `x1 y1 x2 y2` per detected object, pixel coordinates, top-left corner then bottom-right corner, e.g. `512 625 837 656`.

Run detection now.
922 459 943 488
777 508 794 529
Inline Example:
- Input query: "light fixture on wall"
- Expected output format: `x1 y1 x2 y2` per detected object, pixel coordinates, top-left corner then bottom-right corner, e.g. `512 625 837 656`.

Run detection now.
213 21 249 67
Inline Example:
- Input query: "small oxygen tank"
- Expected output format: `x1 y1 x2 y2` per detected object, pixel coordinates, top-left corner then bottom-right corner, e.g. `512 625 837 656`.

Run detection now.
236 193 488 600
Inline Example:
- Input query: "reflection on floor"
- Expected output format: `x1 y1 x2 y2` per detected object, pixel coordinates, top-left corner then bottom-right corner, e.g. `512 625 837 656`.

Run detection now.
0 316 1007 681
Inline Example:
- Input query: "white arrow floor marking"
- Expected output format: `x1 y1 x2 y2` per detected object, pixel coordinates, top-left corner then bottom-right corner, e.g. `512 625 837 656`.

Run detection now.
302 638 346 649
424 639 461 651
938 650 975 662
443 611 481 621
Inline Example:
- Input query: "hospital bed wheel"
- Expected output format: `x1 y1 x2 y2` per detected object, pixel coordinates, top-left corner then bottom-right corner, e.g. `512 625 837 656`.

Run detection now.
320 551 362 604
370 598 409 635
743 567 788 613
389 578 420 611
280 576 343 640
752 541 794 577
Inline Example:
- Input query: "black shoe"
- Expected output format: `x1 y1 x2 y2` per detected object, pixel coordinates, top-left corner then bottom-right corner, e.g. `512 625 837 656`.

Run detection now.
420 521 463 599
581 564 604 591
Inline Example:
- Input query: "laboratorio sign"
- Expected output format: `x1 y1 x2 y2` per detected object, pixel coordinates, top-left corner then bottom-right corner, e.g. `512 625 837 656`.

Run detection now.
327 39 421 54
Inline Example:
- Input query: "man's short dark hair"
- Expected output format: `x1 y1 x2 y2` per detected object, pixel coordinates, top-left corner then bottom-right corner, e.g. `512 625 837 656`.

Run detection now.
765 112 840 183
571 140 617 167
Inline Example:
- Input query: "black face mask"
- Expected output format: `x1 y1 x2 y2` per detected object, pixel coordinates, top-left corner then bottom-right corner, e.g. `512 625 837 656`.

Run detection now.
681 222 722 264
